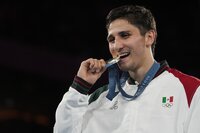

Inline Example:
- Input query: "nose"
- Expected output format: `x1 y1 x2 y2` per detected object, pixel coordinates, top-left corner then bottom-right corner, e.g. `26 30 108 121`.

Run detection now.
113 37 124 52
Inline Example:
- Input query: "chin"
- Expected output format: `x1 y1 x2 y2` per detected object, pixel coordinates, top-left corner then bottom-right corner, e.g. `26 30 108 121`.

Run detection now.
118 64 129 71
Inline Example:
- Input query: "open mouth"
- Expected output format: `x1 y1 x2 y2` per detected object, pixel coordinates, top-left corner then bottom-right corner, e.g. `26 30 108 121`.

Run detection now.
119 52 130 59
105 52 130 68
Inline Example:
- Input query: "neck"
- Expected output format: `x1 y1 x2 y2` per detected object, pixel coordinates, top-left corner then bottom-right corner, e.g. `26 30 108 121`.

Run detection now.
129 59 155 84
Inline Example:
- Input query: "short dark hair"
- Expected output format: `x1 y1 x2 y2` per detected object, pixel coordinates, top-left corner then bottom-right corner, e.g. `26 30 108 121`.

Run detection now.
106 5 157 55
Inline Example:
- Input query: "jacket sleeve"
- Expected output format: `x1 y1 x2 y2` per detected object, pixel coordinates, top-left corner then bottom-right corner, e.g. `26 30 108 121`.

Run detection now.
185 86 200 133
53 76 93 133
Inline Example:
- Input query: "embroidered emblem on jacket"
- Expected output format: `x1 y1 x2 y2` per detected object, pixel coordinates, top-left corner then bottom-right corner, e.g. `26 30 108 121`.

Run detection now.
162 96 174 108
110 101 118 110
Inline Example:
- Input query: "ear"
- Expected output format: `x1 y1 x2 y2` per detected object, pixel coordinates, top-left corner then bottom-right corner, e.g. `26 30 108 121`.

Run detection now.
145 30 156 47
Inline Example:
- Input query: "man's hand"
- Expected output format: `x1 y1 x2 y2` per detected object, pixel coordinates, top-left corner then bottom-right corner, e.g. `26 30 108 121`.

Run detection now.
77 58 106 85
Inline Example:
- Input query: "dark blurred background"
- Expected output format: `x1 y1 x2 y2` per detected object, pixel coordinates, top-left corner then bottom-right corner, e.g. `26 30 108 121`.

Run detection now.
0 0 199 132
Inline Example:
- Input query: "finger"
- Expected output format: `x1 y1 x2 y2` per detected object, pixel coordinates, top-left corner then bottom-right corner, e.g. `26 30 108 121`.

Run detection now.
87 58 94 69
92 59 100 72
99 59 107 72
86 59 96 73
99 59 106 67
95 59 106 73
88 59 101 73
96 60 102 73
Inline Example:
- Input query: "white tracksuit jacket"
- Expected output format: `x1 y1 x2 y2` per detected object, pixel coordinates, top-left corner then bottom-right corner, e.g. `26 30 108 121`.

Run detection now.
54 61 200 133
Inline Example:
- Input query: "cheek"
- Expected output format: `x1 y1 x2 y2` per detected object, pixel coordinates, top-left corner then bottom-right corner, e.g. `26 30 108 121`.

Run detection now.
132 39 146 54
134 44 146 57
109 45 118 58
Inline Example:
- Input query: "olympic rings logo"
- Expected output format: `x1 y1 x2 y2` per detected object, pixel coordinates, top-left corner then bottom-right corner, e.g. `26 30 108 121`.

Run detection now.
162 103 173 108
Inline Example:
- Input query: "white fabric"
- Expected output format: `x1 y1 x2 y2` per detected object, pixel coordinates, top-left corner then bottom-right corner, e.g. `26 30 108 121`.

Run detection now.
185 87 200 133
54 71 199 133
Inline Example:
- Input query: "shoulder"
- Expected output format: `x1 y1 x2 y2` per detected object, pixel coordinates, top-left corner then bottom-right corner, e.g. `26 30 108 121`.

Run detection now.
167 68 200 106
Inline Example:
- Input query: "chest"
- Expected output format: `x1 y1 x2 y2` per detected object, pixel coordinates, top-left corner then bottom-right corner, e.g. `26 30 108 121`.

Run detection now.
83 75 189 133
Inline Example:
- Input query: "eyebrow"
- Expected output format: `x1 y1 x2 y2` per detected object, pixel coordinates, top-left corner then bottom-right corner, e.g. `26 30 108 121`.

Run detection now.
107 30 131 41
119 31 131 35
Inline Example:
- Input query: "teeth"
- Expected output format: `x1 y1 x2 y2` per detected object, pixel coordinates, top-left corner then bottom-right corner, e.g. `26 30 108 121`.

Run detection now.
120 53 128 57
119 52 130 58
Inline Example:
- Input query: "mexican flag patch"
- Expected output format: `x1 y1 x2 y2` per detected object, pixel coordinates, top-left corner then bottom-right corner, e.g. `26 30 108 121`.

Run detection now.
162 96 174 108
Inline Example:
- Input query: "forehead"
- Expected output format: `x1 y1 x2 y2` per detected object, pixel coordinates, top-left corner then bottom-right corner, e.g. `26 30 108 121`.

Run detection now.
107 19 138 35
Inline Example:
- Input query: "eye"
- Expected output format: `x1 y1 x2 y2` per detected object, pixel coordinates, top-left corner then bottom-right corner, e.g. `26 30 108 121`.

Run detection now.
119 31 130 38
107 36 115 43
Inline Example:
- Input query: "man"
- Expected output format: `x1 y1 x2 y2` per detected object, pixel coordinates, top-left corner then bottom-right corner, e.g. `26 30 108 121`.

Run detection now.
54 5 200 133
